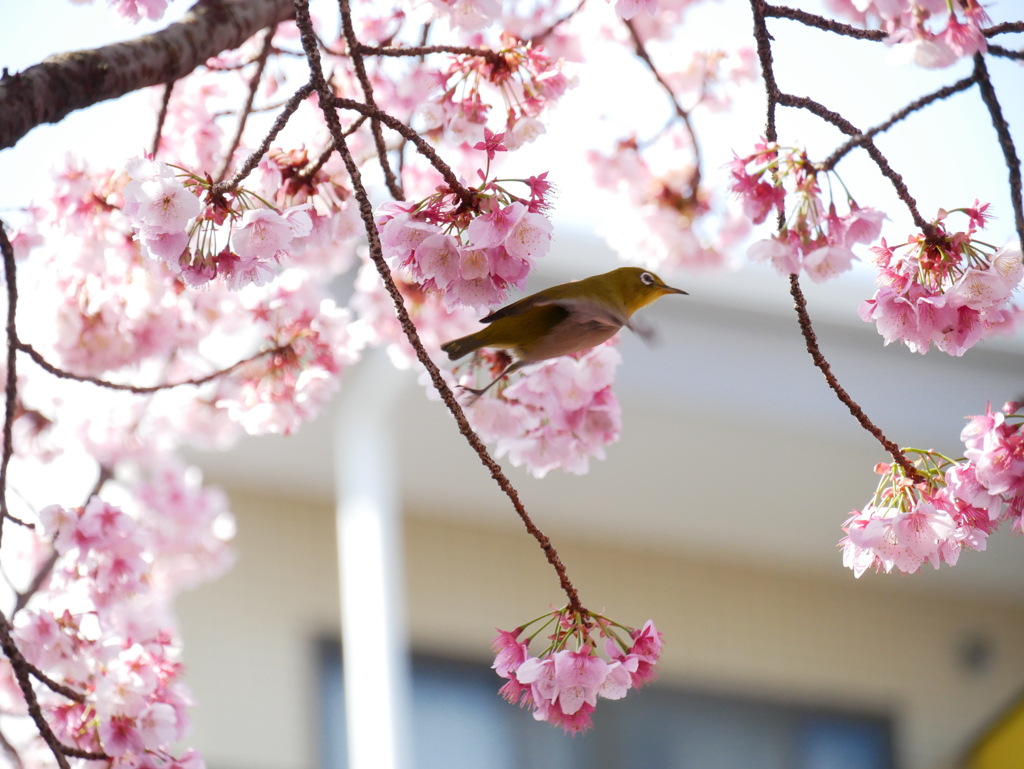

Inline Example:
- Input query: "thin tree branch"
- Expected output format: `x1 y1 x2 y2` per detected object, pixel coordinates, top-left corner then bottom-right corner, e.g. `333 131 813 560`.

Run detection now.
0 0 296 150
327 94 477 210
338 0 404 201
820 75 977 171
776 91 935 235
356 43 503 66
528 0 587 46
215 26 278 183
0 227 19 544
212 82 316 194
987 44 1024 60
293 0 586 616
984 21 1024 37
16 342 292 395
151 80 175 158
762 3 886 41
789 276 925 482
972 53 1024 247
0 614 107 768
751 0 925 481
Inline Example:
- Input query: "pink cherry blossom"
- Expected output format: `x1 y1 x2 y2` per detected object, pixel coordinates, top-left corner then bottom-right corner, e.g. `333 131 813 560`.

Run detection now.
491 608 660 733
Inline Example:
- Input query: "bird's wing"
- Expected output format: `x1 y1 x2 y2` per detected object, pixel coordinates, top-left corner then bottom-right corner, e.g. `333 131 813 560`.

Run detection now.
481 289 628 327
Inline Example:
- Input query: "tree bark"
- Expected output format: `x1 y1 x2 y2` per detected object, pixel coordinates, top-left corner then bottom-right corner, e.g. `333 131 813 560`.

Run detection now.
0 0 295 150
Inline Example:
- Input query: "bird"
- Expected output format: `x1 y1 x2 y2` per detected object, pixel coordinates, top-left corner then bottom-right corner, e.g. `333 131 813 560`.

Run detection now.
441 266 688 399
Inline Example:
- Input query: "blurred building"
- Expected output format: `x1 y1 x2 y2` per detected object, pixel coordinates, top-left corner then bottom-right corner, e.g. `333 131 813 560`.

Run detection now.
179 231 1024 769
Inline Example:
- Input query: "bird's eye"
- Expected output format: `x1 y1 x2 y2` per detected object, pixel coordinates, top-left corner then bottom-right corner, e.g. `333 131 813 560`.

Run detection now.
640 272 655 286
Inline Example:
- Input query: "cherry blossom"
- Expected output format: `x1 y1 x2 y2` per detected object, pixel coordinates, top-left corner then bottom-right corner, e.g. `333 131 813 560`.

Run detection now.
492 607 662 733
859 212 1021 355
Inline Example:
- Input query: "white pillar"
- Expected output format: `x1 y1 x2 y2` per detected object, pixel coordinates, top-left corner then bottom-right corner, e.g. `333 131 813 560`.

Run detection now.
334 351 413 769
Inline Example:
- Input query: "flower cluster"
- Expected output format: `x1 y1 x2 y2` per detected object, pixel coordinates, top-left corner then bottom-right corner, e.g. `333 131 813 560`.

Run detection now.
828 0 989 68
841 402 1024 577
732 141 887 282
214 272 360 436
859 207 1022 355
420 36 576 148
123 157 317 289
493 607 662 734
463 342 623 478
11 466 233 767
377 153 554 311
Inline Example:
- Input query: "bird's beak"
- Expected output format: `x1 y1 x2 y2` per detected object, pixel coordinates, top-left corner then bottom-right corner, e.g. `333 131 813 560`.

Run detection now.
661 285 688 296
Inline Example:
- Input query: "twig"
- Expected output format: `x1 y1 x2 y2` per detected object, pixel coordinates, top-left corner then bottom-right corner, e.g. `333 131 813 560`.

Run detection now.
987 44 1024 61
215 27 278 183
16 342 292 395
0 227 18 544
357 43 504 67
972 53 1024 247
293 0 586 615
984 21 1024 37
776 91 935 235
338 0 404 201
0 614 107 767
151 80 175 158
819 75 977 171
751 0 925 481
762 3 886 40
327 94 477 210
212 81 315 194
789 276 925 482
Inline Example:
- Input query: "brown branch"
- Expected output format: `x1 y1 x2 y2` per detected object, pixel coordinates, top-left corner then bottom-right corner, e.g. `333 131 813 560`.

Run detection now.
0 614 107 767
820 75 977 171
16 342 291 395
750 0 924 482
762 3 886 41
789 276 924 482
357 43 504 67
987 44 1024 60
0 227 18 545
339 0 404 201
327 95 477 210
972 53 1024 248
775 91 935 235
293 0 585 615
151 80 175 158
212 81 316 194
215 26 278 183
984 21 1024 37
0 0 296 150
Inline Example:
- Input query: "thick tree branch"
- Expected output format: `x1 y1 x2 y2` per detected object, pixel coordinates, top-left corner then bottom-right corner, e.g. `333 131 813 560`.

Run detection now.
0 0 296 150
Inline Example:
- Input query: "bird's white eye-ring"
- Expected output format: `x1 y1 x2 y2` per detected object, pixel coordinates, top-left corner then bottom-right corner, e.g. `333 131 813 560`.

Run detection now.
640 271 655 286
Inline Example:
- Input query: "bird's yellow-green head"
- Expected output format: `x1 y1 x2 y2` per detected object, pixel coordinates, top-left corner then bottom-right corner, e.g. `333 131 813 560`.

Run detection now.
592 266 688 317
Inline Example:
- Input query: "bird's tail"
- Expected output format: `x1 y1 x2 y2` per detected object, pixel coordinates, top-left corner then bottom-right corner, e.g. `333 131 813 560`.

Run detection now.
440 333 482 361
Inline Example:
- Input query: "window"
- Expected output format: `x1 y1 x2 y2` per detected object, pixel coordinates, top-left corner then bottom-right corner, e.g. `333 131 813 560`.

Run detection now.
318 643 893 769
